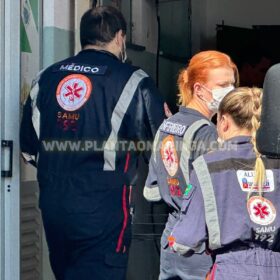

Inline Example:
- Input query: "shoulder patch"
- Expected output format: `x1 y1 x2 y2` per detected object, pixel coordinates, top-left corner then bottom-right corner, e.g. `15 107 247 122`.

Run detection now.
183 184 196 200
237 170 274 192
181 185 196 212
167 177 182 197
56 74 92 111
247 196 276 226
53 63 108 75
160 135 179 176
160 120 187 136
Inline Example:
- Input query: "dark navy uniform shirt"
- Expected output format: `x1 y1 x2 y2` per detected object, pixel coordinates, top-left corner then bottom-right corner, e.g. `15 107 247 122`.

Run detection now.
20 49 165 189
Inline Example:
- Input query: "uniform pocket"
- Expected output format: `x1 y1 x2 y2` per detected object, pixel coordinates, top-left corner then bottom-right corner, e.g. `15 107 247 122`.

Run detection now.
161 227 171 249
160 213 179 249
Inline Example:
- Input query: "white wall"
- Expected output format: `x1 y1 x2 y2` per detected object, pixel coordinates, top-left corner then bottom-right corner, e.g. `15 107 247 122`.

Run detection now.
192 0 280 51
43 0 73 30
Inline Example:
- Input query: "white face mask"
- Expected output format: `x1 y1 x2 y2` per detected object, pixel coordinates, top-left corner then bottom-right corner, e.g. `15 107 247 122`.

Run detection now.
211 86 235 102
202 85 234 113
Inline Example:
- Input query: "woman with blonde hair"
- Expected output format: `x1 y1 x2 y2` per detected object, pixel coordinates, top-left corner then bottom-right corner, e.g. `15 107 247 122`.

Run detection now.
170 87 280 279
144 50 238 279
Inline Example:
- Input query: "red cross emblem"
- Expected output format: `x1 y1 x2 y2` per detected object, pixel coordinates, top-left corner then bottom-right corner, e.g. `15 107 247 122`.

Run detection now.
56 74 92 111
247 196 276 226
160 135 178 177
165 147 175 164
65 82 84 102
253 203 269 219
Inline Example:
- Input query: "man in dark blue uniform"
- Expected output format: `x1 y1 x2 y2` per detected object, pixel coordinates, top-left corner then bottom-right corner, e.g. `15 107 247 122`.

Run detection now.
20 6 165 280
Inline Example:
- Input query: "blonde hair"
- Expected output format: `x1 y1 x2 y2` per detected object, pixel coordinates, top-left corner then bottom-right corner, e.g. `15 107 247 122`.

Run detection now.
218 87 264 197
178 50 239 106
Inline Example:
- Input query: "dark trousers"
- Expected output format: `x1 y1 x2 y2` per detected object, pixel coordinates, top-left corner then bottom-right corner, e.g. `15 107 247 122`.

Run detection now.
39 177 131 280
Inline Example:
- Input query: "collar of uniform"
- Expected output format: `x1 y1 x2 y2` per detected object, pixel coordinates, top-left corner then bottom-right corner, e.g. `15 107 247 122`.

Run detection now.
179 106 209 119
224 135 252 145
79 49 119 61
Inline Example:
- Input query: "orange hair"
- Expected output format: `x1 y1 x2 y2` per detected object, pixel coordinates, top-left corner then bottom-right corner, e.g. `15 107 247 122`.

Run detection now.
178 50 239 106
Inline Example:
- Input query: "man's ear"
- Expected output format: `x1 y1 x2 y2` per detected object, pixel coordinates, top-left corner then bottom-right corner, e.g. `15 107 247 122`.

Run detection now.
115 30 123 46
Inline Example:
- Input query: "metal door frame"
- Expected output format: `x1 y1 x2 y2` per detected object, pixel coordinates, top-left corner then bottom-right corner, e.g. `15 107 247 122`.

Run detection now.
0 0 21 279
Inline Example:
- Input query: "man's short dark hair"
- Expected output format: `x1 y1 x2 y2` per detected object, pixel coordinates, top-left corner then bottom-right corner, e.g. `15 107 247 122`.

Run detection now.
80 6 127 48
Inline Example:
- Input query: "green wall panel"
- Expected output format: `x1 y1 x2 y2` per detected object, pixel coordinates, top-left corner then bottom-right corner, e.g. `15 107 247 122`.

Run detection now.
43 27 74 67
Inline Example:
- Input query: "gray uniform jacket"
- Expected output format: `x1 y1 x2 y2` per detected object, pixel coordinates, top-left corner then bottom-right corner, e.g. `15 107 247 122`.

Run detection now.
143 106 217 211
143 106 217 280
171 136 280 255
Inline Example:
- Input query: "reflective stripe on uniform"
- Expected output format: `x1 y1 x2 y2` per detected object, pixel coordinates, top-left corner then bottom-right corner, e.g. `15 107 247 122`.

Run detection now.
192 156 221 250
172 241 206 255
30 69 45 139
180 119 210 184
30 82 40 138
153 129 160 162
103 69 148 171
172 242 192 255
143 130 161 201
143 185 161 201
22 152 36 163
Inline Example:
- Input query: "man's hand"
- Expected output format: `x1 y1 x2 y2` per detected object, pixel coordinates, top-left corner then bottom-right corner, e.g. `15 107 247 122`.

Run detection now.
164 102 172 118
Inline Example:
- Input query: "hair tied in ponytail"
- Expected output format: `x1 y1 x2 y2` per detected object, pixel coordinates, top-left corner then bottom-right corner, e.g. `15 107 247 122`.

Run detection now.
182 69 188 84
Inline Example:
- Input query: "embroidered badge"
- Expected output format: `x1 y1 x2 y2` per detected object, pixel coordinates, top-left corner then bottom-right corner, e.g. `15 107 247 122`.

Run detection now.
237 170 274 192
184 184 193 196
168 235 176 247
161 135 179 176
247 196 276 226
56 74 92 111
167 178 179 186
160 120 187 136
53 63 108 75
167 178 181 197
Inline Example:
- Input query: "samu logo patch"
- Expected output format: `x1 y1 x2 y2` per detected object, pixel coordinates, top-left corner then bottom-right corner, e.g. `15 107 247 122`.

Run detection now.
247 196 276 226
56 74 92 111
160 135 179 177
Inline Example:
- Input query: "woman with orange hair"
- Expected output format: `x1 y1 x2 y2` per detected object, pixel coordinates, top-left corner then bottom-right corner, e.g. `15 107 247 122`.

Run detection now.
144 50 238 279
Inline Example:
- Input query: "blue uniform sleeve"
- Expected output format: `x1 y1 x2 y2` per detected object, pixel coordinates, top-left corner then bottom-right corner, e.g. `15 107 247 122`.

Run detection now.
140 77 166 138
170 171 207 255
192 124 218 159
20 95 39 167
137 76 166 164
20 72 43 167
